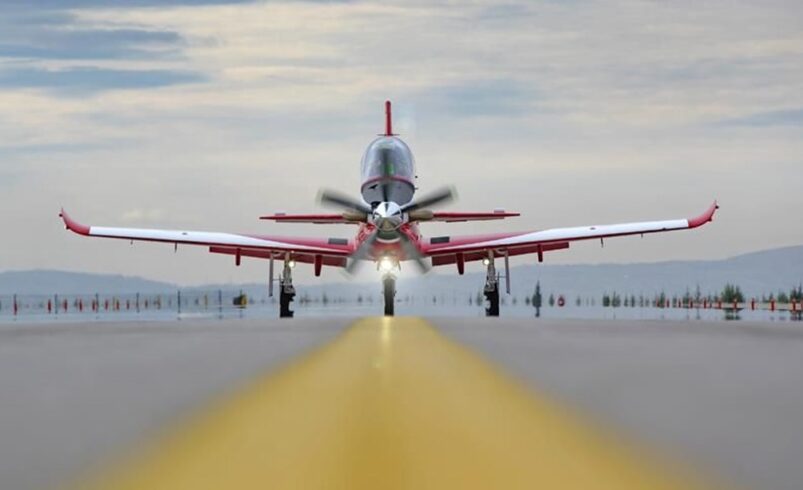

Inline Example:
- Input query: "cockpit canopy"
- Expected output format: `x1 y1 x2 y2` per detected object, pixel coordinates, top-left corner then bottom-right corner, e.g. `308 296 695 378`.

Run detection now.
360 137 415 183
360 136 416 206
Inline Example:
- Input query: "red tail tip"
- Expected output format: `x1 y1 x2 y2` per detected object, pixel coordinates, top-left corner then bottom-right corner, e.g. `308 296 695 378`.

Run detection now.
384 100 393 136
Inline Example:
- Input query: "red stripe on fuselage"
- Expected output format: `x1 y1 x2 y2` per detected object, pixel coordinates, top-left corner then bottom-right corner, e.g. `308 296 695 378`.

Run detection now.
360 174 415 189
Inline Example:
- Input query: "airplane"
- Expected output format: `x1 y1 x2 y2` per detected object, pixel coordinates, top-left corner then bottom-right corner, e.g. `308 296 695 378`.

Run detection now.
60 101 718 317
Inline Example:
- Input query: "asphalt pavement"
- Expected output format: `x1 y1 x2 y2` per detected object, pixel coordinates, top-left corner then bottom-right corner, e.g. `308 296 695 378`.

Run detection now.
1 317 801 489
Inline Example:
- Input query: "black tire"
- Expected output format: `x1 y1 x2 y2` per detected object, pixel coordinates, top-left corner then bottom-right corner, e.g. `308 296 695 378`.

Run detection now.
383 276 395 316
484 286 499 317
279 288 295 318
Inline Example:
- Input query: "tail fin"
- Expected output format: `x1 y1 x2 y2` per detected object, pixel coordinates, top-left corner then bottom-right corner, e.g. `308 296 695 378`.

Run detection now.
384 100 396 136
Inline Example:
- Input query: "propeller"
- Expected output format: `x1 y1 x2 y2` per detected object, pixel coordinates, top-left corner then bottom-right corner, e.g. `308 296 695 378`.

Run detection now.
318 185 454 274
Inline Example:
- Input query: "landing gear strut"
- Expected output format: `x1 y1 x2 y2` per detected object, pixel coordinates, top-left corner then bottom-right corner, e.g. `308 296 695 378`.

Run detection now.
279 254 296 318
484 252 500 317
383 274 396 316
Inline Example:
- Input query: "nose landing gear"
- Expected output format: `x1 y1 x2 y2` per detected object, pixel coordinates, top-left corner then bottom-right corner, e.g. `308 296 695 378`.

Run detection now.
382 274 396 316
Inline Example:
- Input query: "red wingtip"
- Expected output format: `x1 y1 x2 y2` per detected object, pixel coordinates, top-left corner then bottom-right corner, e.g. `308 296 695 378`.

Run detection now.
688 200 719 228
60 208 91 236
384 100 393 136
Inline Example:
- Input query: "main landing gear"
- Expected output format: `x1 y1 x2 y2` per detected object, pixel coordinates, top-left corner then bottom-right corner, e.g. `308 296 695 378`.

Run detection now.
278 255 296 318
484 252 500 317
383 274 396 316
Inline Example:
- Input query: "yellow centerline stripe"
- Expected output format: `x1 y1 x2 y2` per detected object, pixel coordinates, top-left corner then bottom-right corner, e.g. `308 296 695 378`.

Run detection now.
77 317 714 490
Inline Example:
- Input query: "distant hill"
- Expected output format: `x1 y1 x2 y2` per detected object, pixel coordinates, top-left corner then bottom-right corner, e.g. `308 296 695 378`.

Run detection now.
2 245 801 299
391 245 803 300
0 270 174 295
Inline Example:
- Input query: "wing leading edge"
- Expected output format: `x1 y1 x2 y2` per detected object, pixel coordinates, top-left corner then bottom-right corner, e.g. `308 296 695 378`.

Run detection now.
259 211 520 224
423 201 718 260
425 211 520 222
259 213 355 224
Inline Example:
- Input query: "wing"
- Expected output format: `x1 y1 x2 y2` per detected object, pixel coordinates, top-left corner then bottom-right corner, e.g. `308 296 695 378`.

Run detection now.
425 211 520 222
423 202 718 264
60 209 352 265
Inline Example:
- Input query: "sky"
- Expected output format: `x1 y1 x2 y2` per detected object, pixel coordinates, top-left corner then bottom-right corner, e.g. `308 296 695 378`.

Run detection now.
0 0 801 286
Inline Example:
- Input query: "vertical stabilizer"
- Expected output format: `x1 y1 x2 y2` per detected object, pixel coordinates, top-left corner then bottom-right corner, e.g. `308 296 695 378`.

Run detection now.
384 100 395 136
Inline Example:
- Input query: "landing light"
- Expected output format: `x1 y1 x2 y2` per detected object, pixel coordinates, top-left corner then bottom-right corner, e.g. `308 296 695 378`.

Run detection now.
482 258 491 266
288 259 296 268
379 256 397 273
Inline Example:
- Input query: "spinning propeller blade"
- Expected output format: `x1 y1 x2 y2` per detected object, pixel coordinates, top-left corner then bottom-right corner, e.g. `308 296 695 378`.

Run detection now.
399 233 431 273
401 186 456 212
318 189 372 214
345 230 378 274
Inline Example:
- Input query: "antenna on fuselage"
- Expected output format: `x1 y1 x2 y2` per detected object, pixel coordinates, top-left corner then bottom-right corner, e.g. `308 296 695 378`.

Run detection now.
384 100 397 136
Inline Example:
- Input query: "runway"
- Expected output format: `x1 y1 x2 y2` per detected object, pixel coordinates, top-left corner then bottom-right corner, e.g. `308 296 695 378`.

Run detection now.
2 318 802 489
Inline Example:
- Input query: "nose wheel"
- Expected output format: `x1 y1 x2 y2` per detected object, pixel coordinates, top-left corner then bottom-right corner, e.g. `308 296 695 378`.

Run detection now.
382 274 396 316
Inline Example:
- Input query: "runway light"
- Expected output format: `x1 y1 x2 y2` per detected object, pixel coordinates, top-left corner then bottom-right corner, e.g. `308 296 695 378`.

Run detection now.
288 260 296 268
482 258 491 266
379 256 396 273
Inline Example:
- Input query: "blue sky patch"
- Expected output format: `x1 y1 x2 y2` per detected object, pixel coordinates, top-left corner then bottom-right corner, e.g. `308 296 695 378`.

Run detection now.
0 67 204 94
0 29 184 60
723 108 803 127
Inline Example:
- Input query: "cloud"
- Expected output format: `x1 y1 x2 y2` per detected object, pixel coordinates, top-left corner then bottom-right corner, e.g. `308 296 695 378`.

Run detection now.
0 5 201 95
416 80 536 118
121 208 166 223
720 108 803 127
0 6 189 62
